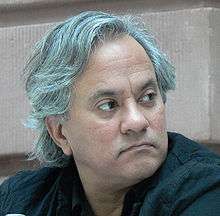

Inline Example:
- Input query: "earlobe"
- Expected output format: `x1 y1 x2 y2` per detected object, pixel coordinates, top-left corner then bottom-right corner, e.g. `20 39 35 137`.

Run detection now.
61 140 73 156
45 116 73 156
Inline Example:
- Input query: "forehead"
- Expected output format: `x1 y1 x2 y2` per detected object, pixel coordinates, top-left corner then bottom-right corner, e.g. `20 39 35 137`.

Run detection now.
75 36 156 96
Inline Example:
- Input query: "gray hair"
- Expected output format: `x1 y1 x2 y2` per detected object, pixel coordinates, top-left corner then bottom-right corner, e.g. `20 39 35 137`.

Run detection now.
23 11 176 167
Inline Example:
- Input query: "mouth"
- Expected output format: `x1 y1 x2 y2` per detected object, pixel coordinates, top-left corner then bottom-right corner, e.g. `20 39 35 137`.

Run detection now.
119 142 155 156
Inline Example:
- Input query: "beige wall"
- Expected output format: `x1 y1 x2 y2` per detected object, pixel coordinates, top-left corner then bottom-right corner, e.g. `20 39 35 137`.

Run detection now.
0 0 220 181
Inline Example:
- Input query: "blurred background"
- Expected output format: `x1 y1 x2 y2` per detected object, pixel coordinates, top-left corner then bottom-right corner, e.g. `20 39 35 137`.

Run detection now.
0 0 220 184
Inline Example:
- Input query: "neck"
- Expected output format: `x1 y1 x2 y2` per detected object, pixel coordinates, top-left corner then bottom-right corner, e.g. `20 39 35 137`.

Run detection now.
86 186 127 216
77 167 129 216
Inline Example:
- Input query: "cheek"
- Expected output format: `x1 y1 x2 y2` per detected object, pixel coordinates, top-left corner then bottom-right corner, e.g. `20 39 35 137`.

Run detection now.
87 120 119 145
149 104 166 133
68 111 118 150
78 119 119 163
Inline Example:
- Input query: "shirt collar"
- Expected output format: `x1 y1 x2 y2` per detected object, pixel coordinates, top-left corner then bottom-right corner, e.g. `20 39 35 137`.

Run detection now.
55 157 86 214
68 159 94 215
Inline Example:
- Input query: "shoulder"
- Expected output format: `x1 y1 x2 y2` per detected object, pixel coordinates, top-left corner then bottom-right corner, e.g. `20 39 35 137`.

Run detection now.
140 132 220 216
0 166 61 214
167 131 220 165
0 166 61 195
165 132 220 184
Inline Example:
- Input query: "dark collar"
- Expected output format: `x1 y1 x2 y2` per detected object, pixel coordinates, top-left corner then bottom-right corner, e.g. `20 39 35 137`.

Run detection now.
57 158 93 215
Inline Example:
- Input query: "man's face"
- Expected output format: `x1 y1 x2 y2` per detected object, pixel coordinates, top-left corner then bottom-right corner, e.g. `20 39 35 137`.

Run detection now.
63 36 168 190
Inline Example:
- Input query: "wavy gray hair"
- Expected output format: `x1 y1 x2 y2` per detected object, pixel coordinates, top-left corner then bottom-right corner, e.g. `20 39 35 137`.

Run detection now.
24 11 176 167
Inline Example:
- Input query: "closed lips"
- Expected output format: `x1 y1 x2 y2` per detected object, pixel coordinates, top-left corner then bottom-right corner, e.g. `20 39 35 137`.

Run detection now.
120 142 155 154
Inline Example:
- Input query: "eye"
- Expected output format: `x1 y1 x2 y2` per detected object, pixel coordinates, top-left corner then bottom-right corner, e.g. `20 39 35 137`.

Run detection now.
139 92 156 104
97 100 118 112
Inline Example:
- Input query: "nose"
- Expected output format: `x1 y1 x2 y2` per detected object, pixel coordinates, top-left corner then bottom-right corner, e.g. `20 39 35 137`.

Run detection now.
120 101 149 135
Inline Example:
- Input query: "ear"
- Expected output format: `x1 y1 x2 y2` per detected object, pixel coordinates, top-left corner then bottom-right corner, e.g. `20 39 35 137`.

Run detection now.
45 116 73 156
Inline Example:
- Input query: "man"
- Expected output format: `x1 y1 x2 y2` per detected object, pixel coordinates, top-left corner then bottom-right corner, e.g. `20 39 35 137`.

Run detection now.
0 11 220 216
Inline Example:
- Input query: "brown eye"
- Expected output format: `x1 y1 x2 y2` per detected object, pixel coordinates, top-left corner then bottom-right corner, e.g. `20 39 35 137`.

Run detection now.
98 100 118 112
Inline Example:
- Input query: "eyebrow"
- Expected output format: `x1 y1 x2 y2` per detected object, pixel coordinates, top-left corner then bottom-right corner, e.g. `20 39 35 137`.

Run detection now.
88 79 158 105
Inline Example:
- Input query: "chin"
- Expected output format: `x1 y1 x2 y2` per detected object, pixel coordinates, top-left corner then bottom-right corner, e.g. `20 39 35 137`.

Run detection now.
120 158 163 186
140 161 162 179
